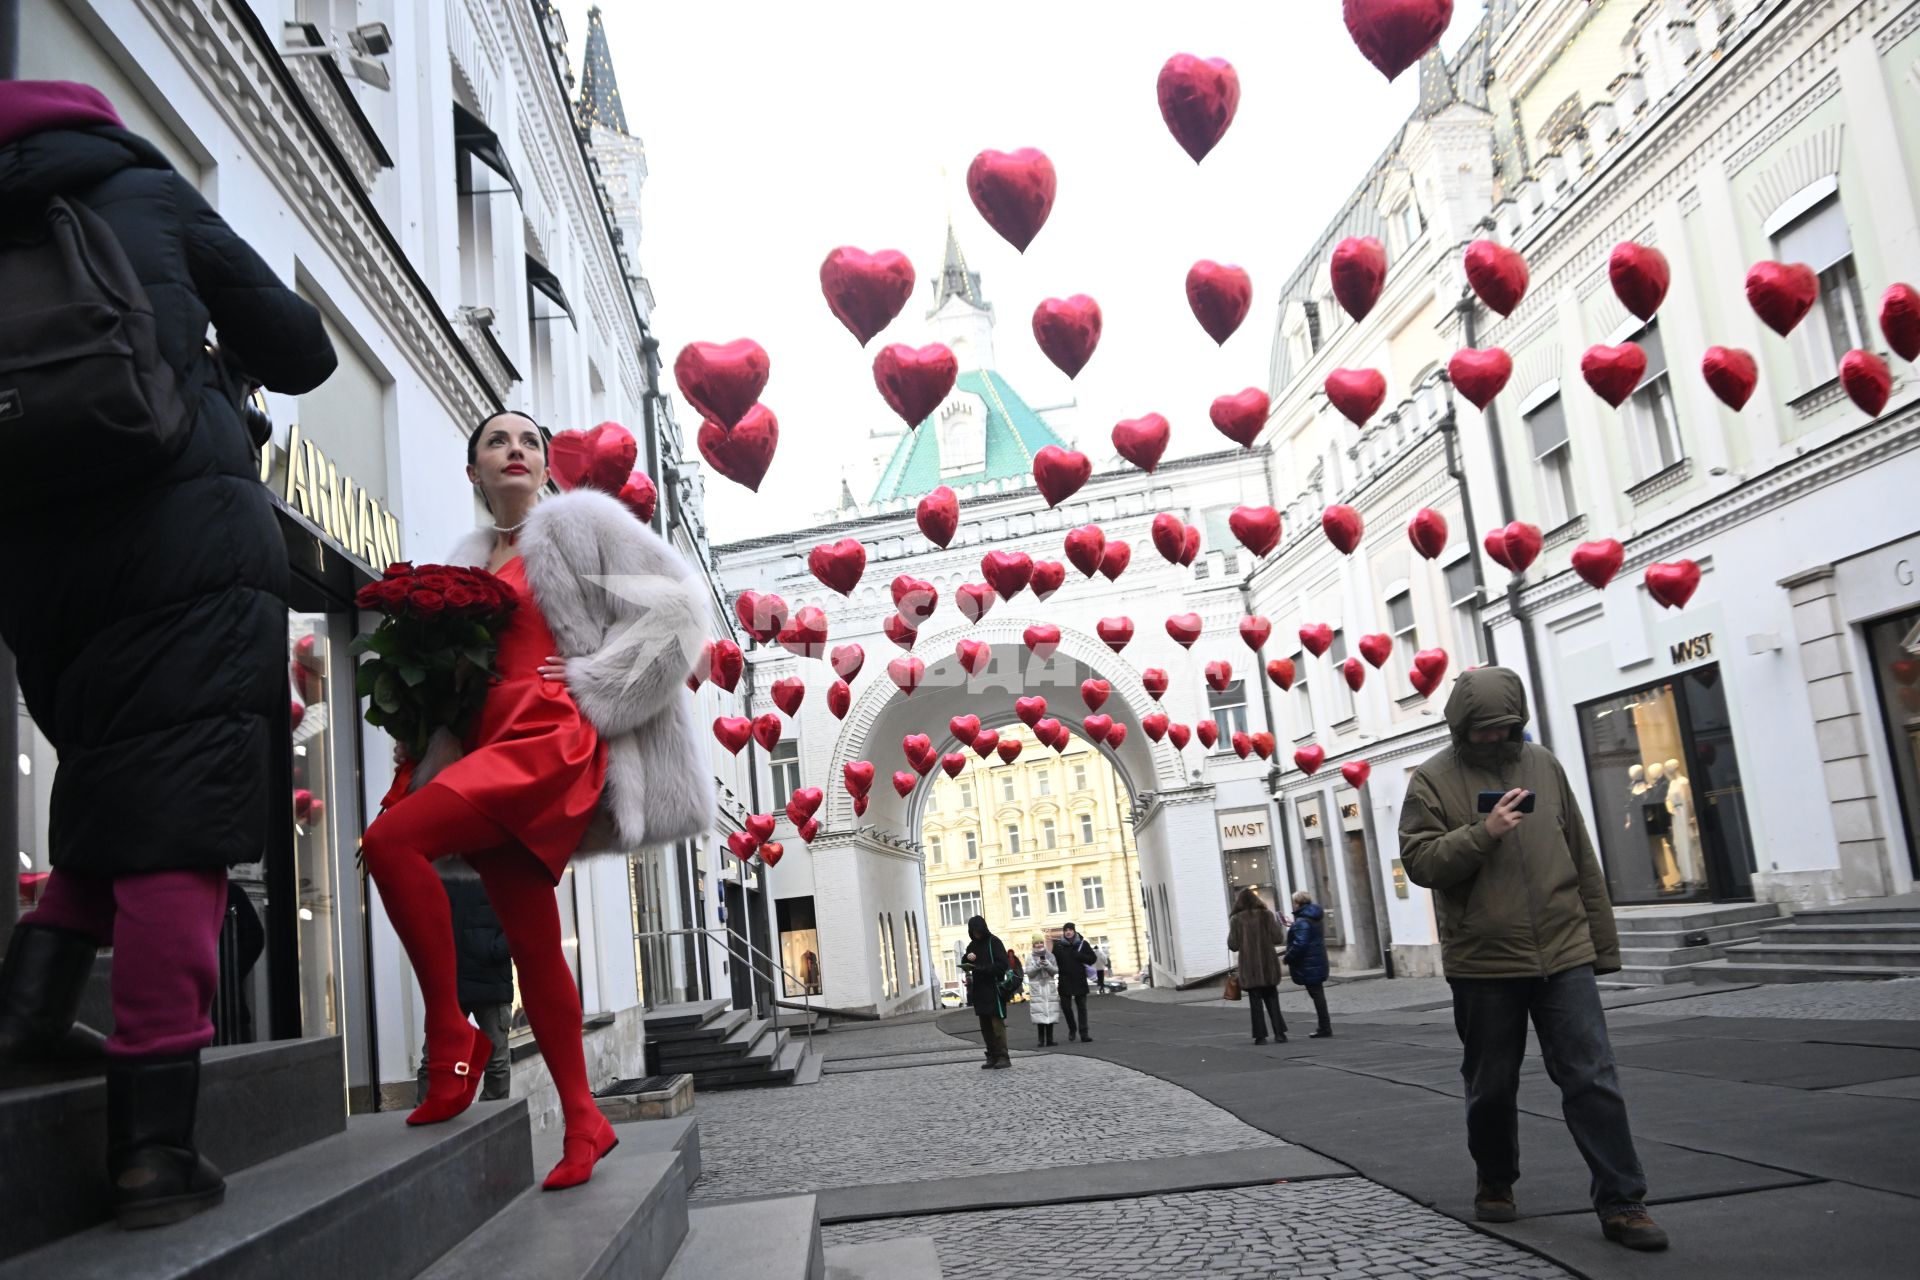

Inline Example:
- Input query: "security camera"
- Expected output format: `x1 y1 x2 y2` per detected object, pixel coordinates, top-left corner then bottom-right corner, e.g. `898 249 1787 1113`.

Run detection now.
349 22 393 58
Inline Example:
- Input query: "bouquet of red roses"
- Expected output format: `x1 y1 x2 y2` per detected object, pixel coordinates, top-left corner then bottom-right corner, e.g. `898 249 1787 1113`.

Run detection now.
351 563 518 762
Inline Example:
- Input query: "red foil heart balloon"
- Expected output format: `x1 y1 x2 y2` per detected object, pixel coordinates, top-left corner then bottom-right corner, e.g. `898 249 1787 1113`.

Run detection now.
1158 53 1240 162
1882 283 1920 361
1196 721 1220 749
747 715 779 752
1448 348 1512 410
799 819 821 843
1325 368 1387 426
1065 525 1107 577
1229 505 1282 557
1358 633 1392 669
941 752 968 779
981 551 1034 600
1181 526 1201 565
967 148 1056 252
1016 696 1048 727
1151 513 1187 565
1210 388 1269 448
949 714 981 745
1746 261 1819 335
1840 349 1891 415
956 638 991 675
956 583 996 624
1331 236 1388 322
997 738 1023 764
746 813 777 843
1082 714 1114 744
1023 625 1062 659
1141 712 1170 742
917 485 960 548
971 729 1000 759
891 574 938 627
1106 722 1128 749
709 639 745 692
1342 657 1366 692
1141 669 1169 700
1099 541 1132 581
808 539 867 595
1231 731 1252 759
548 421 639 494
1341 760 1372 789
1407 507 1449 560
844 760 876 796
1322 504 1365 555
1096 617 1135 652
1266 658 1296 691
778 606 828 659
1484 521 1543 573
1300 623 1334 657
1464 240 1529 316
1293 744 1326 775
1250 732 1274 760
827 680 851 719
1645 560 1701 610
1411 648 1449 696
903 733 935 770
758 841 784 868
674 339 769 429
887 655 925 696
882 614 918 651
820 247 915 346
1187 260 1253 344
770 676 805 717
734 592 787 644
698 407 778 492
853 794 870 817
1582 342 1648 408
1032 295 1103 378
618 470 657 523
1168 723 1192 750
830 643 864 682
1571 539 1625 590
1609 242 1670 320
1033 718 1063 749
1113 414 1171 473
787 788 824 823
1700 346 1758 410
1166 614 1203 649
1205 660 1233 692
727 831 760 861
1343 0 1453 80
1032 445 1092 507
713 717 752 754
873 343 958 426
1239 616 1272 651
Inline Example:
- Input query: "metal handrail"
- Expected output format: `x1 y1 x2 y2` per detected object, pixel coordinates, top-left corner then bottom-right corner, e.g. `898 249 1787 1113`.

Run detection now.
633 927 818 1055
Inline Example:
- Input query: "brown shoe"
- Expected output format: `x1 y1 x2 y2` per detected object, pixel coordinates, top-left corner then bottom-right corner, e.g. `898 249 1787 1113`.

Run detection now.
1601 1209 1669 1251
1474 1180 1517 1223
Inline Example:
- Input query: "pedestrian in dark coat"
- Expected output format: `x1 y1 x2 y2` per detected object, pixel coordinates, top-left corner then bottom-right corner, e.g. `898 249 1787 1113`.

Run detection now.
418 876 515 1103
961 916 1011 1068
1227 888 1288 1043
1285 891 1333 1038
1051 924 1097 1042
0 82 335 1231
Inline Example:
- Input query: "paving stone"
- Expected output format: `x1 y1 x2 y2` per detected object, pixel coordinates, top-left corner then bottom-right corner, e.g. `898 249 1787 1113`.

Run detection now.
1619 978 1920 1021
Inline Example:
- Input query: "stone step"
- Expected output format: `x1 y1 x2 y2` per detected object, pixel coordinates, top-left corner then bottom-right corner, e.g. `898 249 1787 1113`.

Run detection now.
663 1197 824 1280
1692 958 1920 984
1612 902 1785 932
608 1114 702 1184
1618 942 1730 967
1725 941 1920 968
647 1005 751 1046
695 1038 808 1090
0 1102 530 1279
1759 923 1920 946
825 1235 942 1280
656 1020 782 1073
641 998 731 1032
1605 918 1779 949
418 1147 688 1280
1788 905 1920 926
0 1037 345 1261
1611 962 1709 986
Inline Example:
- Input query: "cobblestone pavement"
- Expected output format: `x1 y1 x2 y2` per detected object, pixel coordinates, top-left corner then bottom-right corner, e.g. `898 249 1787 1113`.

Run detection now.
815 1020 979 1060
1620 977 1920 1021
822 1180 1573 1279
688 1052 1285 1199
1135 976 1454 1016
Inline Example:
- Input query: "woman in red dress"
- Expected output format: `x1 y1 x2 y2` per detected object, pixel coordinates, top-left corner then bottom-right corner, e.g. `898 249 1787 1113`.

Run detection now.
361 411 711 1190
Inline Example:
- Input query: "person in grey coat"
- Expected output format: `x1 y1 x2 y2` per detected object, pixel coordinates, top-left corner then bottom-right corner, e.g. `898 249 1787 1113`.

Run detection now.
1226 888 1288 1043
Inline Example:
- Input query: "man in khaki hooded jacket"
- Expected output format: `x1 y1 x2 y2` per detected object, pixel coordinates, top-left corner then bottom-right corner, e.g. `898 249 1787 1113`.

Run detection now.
1399 668 1667 1252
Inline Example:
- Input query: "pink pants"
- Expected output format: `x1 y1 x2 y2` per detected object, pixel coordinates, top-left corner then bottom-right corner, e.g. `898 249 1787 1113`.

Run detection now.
22 867 228 1057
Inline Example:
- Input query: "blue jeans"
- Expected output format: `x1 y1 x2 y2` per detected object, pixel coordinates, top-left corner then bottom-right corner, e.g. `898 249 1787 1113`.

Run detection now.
1448 964 1648 1216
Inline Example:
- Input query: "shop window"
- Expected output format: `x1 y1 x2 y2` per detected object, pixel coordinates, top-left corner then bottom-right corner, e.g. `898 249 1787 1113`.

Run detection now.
1009 884 1031 919
1209 679 1249 740
1005 824 1022 855
777 897 822 997
768 739 800 809
1867 611 1920 881
1045 880 1068 915
1082 876 1106 912
1623 321 1683 479
1040 818 1056 849
1079 812 1096 845
1294 793 1346 947
1387 590 1419 688
1574 665 1756 904
1445 559 1483 666
964 831 978 861
938 891 981 928
1770 190 1871 386
1526 395 1578 528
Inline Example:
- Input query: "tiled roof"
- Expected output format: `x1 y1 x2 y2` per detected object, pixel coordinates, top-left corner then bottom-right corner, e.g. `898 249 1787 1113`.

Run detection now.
869 369 1066 503
577 7 627 136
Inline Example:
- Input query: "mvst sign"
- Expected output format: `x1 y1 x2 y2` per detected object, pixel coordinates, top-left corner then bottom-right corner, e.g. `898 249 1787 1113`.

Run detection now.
1217 810 1270 850
1670 633 1714 666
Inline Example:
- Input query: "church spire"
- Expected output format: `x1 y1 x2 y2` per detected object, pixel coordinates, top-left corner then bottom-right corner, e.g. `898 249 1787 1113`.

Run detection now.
1415 45 1457 119
930 221 988 316
577 7 628 136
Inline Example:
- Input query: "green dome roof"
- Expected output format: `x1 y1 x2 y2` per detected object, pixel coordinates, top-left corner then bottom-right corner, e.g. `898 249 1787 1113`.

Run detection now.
869 369 1067 503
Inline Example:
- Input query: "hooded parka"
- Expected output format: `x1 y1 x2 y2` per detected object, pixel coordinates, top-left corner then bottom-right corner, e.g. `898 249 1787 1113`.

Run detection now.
961 917 1009 1015
1397 668 1620 979
0 84 337 878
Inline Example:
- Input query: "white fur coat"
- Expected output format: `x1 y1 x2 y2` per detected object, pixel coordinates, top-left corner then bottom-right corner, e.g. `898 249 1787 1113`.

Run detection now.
412 489 715 862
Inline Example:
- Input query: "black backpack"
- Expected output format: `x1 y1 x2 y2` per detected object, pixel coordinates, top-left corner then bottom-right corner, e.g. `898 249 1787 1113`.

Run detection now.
0 194 191 507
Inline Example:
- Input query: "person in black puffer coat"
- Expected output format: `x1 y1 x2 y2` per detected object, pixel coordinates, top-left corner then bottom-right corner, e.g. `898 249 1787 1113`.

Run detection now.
1286 891 1334 1038
0 82 335 1230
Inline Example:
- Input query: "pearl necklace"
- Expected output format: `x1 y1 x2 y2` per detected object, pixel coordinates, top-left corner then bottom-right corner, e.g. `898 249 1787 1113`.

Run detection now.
491 516 531 536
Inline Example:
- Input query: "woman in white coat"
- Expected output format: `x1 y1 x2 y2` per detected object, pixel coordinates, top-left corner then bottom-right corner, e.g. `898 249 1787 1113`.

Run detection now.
1024 935 1062 1046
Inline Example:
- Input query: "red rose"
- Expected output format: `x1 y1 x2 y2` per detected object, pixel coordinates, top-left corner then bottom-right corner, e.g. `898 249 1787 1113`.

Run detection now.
408 589 448 616
443 583 486 613
383 561 415 580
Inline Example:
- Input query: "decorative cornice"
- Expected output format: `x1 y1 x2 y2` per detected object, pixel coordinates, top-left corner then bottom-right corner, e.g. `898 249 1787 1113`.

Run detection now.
1790 375 1851 418
282 54 388 191
1134 782 1217 832
1874 0 1920 51
1628 458 1694 507
1272 723 1449 794
1727 72 1841 179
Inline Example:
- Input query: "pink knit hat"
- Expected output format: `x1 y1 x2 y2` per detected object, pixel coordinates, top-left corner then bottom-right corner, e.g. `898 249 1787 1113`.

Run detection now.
0 80 124 147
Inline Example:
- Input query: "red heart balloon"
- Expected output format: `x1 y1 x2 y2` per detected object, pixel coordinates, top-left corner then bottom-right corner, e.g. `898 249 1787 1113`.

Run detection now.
1034 718 1063 749
827 680 852 720
1210 388 1269 448
1300 623 1334 657
709 639 745 692
548 421 639 494
1331 236 1388 322
1141 669 1169 701
1082 714 1114 744
1239 616 1272 651
778 606 829 659
891 574 939 627
1411 666 1440 697
758 841 785 868
674 339 769 429
873 343 958 427
1231 731 1252 759
1250 731 1274 760
1151 513 1187 565
746 813 777 843
751 714 782 751
727 831 760 861
997 738 1024 764
1344 0 1453 80
1882 283 1920 361
1205 660 1233 693
1293 744 1326 775
1158 53 1239 162
1645 560 1702 610
1108 723 1132 749
1065 525 1108 577
787 788 824 823
981 550 1034 600
1890 659 1920 687
956 583 996 624
1464 239 1528 316
713 716 752 754
1746 261 1819 335
829 643 864 682
698 407 778 492
1032 295 1103 378
1187 260 1253 344
917 485 960 548
809 539 867 595
617 470 658 523
1341 760 1372 789
289 699 305 732
1408 507 1449 560
799 818 821 843
853 794 870 817
1571 539 1625 590
1166 614 1203 649
820 246 915 346
1840 349 1891 416
1501 521 1543 573
1230 505 1282 556
1325 368 1387 427
1080 678 1111 711
1582 342 1648 408
1096 617 1135 652
1358 633 1392 669
1609 242 1670 320
770 676 805 717
844 760 876 796
1032 445 1092 507
1016 697 1047 726
949 714 981 745
1448 348 1512 410
1322 504 1365 555
1342 658 1367 692
970 728 1001 759
941 752 968 779
1142 712 1170 742
956 638 991 675
882 614 919 652
967 147 1056 252
1113 414 1171 473
1701 346 1758 411
1412 648 1450 693
1023 625 1062 659
1099 541 1132 581
1196 721 1220 749
903 733 935 770
735 591 789 644
1168 722 1192 749
1266 657 1296 691
1181 526 1202 566
887 655 925 695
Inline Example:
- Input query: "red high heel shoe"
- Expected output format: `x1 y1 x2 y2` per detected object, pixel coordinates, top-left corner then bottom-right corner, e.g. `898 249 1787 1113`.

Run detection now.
542 1113 618 1190
408 1024 495 1126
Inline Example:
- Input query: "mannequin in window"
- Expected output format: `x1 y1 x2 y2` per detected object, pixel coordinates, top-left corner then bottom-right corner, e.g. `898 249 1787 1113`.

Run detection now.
1641 761 1679 892
1662 759 1703 891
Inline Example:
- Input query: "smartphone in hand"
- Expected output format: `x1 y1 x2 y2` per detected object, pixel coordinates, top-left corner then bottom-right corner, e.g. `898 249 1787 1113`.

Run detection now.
1477 789 1536 814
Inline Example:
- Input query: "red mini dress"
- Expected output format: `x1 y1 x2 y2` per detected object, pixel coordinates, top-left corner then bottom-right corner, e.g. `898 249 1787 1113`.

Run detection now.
385 556 608 882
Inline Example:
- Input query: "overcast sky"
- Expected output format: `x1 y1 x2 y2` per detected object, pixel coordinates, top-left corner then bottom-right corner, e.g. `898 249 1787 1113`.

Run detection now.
555 2 1457 540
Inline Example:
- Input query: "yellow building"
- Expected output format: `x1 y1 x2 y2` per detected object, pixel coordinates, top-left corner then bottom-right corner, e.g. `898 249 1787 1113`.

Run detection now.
922 726 1145 990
